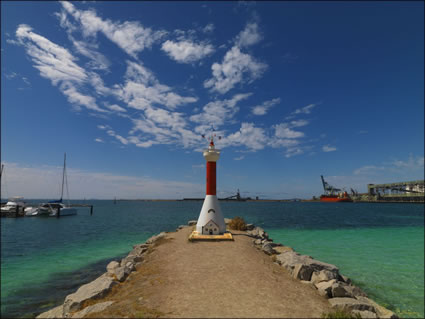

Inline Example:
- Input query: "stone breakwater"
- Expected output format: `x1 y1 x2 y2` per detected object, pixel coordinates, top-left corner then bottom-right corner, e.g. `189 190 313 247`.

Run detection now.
245 224 398 319
37 220 398 319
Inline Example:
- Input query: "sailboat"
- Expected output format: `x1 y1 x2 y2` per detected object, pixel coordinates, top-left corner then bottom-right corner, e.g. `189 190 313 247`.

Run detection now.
38 153 77 217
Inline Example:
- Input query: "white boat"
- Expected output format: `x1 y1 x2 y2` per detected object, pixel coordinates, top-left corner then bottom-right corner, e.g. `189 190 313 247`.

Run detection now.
38 202 77 217
1 196 26 214
37 153 77 217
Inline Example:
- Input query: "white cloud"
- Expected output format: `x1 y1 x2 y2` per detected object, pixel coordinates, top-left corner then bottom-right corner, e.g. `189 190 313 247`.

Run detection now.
94 138 104 143
234 155 245 161
204 46 267 94
295 103 316 115
251 97 280 115
15 24 106 113
116 61 198 111
285 147 304 158
161 40 214 63
235 22 262 47
16 24 87 85
220 122 267 151
0 161 202 199
190 93 252 129
353 165 385 175
274 123 304 139
322 145 337 152
202 23 215 33
61 2 167 58
105 104 126 112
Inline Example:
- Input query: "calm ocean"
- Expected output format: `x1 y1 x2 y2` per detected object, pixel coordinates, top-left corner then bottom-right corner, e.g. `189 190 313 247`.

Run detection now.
1 201 423 318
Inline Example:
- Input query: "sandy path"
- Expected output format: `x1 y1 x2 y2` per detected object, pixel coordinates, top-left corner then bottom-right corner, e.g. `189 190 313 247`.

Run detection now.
87 227 332 318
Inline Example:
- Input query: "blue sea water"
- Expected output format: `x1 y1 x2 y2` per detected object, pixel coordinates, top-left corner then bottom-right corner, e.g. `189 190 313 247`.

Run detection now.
1 201 423 318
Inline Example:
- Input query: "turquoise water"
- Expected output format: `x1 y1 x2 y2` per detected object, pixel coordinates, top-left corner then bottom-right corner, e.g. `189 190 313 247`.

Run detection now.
1 201 424 318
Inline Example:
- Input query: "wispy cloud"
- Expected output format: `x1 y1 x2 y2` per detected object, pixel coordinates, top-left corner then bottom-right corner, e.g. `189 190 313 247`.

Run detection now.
286 103 317 120
15 24 107 113
235 22 262 47
204 22 266 94
251 97 280 116
204 46 267 94
60 2 167 58
161 39 214 64
322 145 337 152
190 93 252 130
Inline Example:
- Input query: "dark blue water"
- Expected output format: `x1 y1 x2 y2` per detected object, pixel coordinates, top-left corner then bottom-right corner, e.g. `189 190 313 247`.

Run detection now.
1 201 424 318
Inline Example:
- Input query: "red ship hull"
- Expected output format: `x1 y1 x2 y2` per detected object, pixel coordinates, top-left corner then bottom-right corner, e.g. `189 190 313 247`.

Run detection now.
320 195 353 202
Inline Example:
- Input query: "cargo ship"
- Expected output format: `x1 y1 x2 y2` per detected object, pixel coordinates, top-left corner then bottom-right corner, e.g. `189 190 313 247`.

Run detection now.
320 175 353 202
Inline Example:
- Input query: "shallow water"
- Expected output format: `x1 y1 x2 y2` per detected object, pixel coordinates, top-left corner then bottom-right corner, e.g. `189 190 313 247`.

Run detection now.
1 201 423 318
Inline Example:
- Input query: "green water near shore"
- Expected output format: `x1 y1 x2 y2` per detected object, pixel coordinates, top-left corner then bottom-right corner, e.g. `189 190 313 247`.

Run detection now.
1 201 424 318
268 226 424 318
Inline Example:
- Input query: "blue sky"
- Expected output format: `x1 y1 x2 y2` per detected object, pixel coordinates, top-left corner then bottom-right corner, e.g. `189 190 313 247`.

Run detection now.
1 1 424 199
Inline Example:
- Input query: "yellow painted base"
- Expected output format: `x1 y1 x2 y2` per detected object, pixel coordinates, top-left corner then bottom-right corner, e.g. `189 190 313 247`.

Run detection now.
188 231 233 241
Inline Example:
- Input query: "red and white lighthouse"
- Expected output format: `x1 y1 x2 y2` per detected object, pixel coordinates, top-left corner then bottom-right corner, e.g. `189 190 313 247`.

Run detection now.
195 136 226 235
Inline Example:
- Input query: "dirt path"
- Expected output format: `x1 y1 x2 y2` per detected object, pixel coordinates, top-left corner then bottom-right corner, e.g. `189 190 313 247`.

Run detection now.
86 227 332 318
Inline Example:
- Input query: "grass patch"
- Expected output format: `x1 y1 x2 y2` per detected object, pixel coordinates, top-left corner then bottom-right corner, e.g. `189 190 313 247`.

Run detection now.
321 309 362 318
228 216 247 231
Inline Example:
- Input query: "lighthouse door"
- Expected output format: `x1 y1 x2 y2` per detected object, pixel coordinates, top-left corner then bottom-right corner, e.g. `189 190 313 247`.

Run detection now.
209 229 213 235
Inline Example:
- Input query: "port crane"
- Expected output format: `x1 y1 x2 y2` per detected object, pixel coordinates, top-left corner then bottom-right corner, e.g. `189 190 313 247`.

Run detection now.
321 175 341 195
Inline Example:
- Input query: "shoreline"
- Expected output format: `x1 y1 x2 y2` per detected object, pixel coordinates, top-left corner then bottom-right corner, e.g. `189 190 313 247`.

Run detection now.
37 219 398 319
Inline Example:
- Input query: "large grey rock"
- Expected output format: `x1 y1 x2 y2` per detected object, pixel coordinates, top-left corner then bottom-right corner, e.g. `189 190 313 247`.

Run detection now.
311 269 339 284
114 263 133 282
106 261 120 275
261 242 275 255
129 245 148 257
328 297 376 313
345 285 368 298
71 301 115 318
273 246 294 254
292 263 314 281
355 297 399 318
120 254 143 267
340 274 352 285
247 227 267 239
245 223 255 230
315 279 337 298
253 238 262 245
63 274 117 314
275 251 339 280
188 220 197 226
145 232 167 245
36 305 64 318
331 282 354 298
133 243 149 250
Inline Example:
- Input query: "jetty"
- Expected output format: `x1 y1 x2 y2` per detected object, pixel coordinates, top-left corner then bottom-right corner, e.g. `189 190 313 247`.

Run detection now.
37 218 398 319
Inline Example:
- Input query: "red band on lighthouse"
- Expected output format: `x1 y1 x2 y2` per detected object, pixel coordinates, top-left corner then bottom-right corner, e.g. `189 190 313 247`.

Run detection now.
206 161 216 195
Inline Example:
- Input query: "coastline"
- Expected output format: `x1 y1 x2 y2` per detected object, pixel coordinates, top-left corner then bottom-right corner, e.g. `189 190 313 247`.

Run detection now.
37 219 398 319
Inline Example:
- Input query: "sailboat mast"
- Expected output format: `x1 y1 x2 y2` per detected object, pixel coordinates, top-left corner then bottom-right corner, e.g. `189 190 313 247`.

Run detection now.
60 153 66 201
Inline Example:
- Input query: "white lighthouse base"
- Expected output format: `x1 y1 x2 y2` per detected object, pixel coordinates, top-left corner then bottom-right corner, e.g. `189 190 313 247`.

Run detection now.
188 195 233 241
196 195 226 234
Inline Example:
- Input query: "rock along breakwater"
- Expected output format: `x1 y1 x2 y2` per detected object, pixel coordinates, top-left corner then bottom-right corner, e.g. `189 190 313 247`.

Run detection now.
37 219 398 319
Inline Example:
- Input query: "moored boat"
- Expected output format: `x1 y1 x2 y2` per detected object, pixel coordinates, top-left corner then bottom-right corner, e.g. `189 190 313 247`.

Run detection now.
319 175 353 202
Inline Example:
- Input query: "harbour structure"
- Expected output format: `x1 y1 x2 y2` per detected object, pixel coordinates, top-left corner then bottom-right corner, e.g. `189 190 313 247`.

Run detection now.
367 180 424 202
190 135 232 240
319 175 352 202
